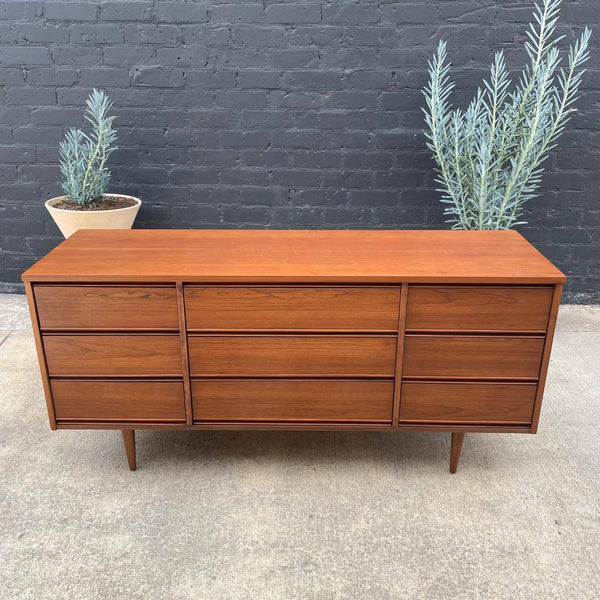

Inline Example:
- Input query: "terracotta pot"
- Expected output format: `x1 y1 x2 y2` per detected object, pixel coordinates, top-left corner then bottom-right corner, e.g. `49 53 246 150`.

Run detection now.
45 194 142 239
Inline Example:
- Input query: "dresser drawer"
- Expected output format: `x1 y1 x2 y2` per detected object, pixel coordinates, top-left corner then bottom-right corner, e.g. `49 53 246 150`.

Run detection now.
52 380 186 422
35 285 179 330
406 286 553 332
43 334 182 377
192 379 393 422
188 335 397 377
403 335 544 380
184 286 400 331
400 382 536 424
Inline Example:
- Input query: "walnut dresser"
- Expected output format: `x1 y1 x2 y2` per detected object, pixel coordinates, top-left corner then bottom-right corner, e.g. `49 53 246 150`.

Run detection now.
22 229 565 472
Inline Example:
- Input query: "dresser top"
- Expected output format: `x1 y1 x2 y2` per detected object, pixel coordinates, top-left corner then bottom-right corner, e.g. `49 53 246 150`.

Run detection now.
22 229 566 284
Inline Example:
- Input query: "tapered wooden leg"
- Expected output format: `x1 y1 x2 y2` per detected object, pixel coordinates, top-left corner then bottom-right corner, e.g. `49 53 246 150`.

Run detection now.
121 429 136 471
450 432 465 474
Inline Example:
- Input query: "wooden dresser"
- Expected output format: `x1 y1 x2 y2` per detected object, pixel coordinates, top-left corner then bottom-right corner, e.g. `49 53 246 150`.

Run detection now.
22 230 565 472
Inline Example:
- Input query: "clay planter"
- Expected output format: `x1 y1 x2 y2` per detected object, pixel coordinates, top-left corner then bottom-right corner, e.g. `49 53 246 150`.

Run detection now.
45 194 141 239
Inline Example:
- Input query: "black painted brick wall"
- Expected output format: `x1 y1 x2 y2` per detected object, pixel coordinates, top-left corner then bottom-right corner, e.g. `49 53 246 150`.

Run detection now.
0 0 598 300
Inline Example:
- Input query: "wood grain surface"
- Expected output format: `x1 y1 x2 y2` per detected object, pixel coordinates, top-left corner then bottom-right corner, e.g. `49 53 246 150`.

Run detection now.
184 286 400 331
403 335 545 380
406 285 553 332
43 334 182 377
188 335 397 377
192 379 394 422
399 381 537 424
52 379 186 421
22 230 566 284
35 285 179 330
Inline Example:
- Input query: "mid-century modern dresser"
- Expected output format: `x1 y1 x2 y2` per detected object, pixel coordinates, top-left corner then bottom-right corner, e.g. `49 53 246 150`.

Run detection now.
23 230 565 472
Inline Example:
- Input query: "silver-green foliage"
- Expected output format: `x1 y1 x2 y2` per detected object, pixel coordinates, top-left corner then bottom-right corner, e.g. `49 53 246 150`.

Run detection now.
59 89 118 207
423 0 591 230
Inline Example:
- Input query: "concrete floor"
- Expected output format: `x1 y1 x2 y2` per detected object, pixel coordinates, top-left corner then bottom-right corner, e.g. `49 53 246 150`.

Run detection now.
0 294 598 600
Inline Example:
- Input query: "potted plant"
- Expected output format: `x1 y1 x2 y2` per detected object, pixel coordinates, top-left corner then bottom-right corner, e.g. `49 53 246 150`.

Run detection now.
46 89 141 238
423 0 590 230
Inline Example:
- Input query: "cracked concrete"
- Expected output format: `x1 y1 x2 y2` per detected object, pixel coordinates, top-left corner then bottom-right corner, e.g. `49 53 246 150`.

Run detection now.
0 294 599 600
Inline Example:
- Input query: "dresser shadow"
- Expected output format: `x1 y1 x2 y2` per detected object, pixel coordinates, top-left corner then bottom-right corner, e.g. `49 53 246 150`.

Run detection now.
133 429 470 470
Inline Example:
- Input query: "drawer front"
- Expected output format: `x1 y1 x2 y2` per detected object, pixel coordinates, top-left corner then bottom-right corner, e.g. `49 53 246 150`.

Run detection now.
406 286 553 332
184 286 400 331
44 335 182 377
51 380 186 422
188 335 397 377
35 285 179 330
400 382 536 424
192 379 394 422
403 336 544 380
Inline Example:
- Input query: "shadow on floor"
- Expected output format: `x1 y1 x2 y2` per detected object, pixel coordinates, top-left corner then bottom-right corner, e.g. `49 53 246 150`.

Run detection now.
123 428 496 471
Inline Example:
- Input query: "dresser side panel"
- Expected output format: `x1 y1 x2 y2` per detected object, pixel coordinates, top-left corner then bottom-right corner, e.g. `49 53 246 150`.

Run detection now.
26 282 57 429
530 284 563 433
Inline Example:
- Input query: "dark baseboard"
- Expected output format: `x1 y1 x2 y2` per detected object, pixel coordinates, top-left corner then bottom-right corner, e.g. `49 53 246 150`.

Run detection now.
562 291 600 304
0 283 25 294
